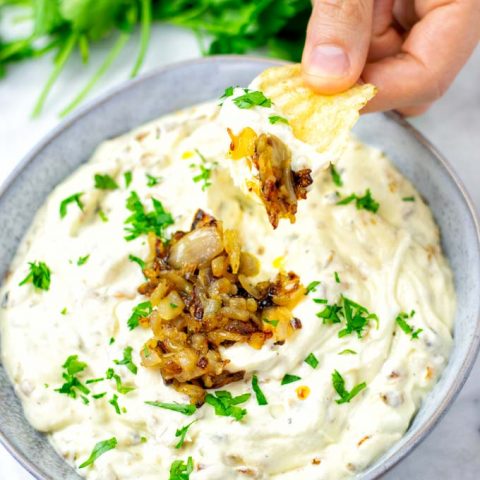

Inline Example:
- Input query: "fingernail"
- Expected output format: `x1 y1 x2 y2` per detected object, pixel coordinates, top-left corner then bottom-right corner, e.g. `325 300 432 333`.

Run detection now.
307 44 350 77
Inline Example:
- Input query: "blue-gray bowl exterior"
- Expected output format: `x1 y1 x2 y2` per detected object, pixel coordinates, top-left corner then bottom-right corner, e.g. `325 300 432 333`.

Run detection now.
0 56 479 480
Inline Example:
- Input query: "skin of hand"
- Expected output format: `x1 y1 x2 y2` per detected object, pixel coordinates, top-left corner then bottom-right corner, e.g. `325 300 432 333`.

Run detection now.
301 0 480 115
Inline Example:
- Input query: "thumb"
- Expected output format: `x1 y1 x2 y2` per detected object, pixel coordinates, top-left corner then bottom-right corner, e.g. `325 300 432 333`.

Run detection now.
302 0 374 94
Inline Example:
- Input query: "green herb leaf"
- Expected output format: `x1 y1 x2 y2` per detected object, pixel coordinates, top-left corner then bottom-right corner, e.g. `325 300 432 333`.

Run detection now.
332 370 366 404
190 149 214 191
94 174 118 190
79 437 117 468
124 191 174 241
145 401 197 416
268 114 289 125
396 311 423 340
114 346 138 374
92 392 107 399
337 189 379 213
175 421 197 449
233 90 272 109
77 254 90 266
220 86 235 99
304 353 319 369
127 300 152 330
402 196 415 202
281 374 301 385
55 355 90 399
169 456 194 480
146 173 162 187
305 280 320 295
334 271 341 283
124 171 133 188
330 164 343 187
19 261 51 291
263 318 279 327
98 209 108 222
109 337 115 345
338 349 357 355
106 368 135 395
317 296 378 338
252 374 268 406
109 393 121 414
128 254 145 270
61 307 68 315
60 192 84 218
205 390 251 421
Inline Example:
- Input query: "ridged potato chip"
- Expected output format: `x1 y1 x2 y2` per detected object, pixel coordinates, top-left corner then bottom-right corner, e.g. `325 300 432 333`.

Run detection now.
251 64 376 162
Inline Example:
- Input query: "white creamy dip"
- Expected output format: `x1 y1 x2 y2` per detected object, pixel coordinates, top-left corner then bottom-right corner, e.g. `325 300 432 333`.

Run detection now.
0 101 455 480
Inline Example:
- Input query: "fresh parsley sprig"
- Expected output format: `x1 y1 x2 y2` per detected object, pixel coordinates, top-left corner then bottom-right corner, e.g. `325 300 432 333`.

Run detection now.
175 421 197 449
79 437 117 468
145 401 197 416
205 390 251 421
19 261 51 291
396 311 422 340
337 189 379 213
60 192 84 218
169 456 194 480
114 346 138 374
127 300 152 330
124 191 173 241
332 370 366 404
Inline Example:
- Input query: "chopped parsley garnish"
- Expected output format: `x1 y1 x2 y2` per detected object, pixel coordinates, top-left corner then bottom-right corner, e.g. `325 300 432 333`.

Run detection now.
85 377 104 384
92 392 107 399
305 280 320 295
221 86 235 99
98 209 108 222
59 192 84 218
332 370 366 404
128 254 145 270
263 318 279 327
144 401 197 416
402 196 415 202
79 437 117 469
109 393 121 414
396 311 423 340
281 374 301 385
269 114 289 125
337 189 379 213
94 173 118 190
55 355 90 399
190 149 214 191
338 349 357 355
114 346 138 374
316 296 378 338
313 298 328 304
109 337 115 345
81 395 90 405
170 303 178 309
127 300 152 330
175 421 197 449
233 90 272 109
304 353 319 369
124 191 174 241
252 375 268 406
77 254 90 266
146 173 162 187
106 368 135 394
124 171 133 188
330 164 343 187
205 390 251 421
334 271 341 283
19 261 51 291
61 307 67 315
169 457 194 480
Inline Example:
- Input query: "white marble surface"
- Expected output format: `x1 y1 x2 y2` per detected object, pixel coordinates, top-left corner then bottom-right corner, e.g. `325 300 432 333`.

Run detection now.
0 24 479 480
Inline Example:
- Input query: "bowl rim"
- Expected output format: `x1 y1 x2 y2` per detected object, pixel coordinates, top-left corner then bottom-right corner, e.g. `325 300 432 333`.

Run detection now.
1 54 480 480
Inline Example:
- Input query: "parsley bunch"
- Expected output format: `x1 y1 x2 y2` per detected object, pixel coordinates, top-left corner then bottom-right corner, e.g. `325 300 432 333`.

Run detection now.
205 390 251 421
1 1 311 116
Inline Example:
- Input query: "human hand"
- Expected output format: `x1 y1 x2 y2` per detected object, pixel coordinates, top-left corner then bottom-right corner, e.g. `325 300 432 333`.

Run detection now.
301 0 480 115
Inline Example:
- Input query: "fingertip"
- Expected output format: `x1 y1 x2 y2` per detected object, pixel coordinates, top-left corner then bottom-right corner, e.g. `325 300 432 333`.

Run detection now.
301 44 360 94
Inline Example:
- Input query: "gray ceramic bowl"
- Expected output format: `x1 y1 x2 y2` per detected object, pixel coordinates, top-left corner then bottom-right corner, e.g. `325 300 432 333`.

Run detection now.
1 56 479 480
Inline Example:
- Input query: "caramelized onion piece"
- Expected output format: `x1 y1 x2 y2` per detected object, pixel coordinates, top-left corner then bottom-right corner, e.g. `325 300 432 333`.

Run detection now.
138 209 304 404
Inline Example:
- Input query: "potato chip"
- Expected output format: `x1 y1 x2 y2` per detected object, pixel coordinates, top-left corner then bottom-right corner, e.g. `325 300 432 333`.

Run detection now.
251 64 376 162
